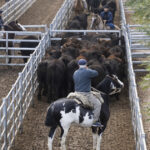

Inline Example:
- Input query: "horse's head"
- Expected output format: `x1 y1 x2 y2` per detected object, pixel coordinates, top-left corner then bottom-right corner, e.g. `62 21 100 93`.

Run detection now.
90 13 97 29
8 20 26 31
96 74 124 95
90 13 104 30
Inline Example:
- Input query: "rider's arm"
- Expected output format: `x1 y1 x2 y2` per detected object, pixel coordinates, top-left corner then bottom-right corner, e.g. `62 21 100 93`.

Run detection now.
87 68 98 78
107 12 113 23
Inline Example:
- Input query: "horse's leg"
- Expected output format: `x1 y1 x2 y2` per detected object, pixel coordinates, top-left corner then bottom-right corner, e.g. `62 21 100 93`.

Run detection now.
48 126 57 150
60 125 70 150
92 127 97 150
96 133 102 150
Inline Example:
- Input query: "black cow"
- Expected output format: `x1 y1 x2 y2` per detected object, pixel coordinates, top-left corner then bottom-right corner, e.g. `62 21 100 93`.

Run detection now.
20 36 39 63
67 60 79 93
47 59 66 102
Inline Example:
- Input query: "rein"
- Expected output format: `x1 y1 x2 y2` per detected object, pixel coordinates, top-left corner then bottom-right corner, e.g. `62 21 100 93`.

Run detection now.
92 75 122 95
91 87 106 95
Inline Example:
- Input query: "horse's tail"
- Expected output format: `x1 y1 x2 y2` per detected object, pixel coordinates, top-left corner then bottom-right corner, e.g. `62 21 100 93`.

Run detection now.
45 103 55 127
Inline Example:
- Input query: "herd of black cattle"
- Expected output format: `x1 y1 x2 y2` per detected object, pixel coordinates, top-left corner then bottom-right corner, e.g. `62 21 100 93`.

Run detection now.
37 0 126 103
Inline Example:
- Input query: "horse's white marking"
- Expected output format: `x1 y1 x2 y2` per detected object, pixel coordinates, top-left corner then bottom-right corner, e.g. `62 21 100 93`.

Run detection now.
90 17 95 29
114 75 124 88
61 128 69 150
93 134 97 150
48 130 56 150
63 103 65 106
82 0 87 9
110 82 115 90
96 134 102 150
60 106 80 127
17 23 26 31
81 112 93 127
48 137 53 150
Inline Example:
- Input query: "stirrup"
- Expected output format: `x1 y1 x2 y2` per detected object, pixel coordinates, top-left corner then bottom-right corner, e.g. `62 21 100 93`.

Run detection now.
92 122 103 128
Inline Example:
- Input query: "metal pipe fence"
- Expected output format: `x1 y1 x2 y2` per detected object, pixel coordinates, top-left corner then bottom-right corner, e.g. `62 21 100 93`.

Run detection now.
0 29 45 66
50 0 75 35
0 29 50 150
1 0 36 24
119 0 147 149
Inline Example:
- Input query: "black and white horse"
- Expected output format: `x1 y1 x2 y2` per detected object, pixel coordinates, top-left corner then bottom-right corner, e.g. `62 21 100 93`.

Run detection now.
45 74 124 150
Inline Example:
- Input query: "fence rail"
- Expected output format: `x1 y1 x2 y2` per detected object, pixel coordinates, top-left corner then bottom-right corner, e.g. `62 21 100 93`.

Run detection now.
50 0 75 32
119 0 147 149
1 0 36 24
0 29 50 150
0 29 46 66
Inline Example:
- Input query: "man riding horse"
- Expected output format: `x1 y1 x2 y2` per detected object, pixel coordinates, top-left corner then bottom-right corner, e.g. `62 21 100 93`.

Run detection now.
100 5 115 29
73 59 102 127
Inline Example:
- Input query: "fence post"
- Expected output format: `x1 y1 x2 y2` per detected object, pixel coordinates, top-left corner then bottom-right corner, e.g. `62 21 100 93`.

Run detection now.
30 55 35 107
6 32 9 65
2 98 7 150
49 24 53 47
19 73 23 134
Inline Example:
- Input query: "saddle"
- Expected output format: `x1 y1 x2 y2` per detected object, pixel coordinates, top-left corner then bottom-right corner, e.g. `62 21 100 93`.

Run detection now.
67 91 104 109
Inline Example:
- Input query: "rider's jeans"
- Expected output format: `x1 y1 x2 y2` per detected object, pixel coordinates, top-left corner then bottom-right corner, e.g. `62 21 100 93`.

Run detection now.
76 92 101 122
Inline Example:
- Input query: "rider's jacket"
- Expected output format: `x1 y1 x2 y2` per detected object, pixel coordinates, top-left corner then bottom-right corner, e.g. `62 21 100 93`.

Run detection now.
100 11 113 24
0 16 4 30
73 67 98 92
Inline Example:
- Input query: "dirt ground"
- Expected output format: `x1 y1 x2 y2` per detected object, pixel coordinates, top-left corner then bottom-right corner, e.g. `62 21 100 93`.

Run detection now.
137 77 150 149
0 66 23 102
18 0 64 25
10 87 135 150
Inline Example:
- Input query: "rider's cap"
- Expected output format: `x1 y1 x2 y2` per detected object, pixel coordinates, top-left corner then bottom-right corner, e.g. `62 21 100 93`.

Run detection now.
104 5 109 8
78 59 87 66
0 10 3 14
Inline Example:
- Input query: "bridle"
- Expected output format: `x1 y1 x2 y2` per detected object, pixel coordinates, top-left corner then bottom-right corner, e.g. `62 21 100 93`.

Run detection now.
92 75 122 95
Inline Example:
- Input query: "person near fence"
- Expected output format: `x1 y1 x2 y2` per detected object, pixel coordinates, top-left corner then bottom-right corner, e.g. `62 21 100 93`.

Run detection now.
73 59 102 127
100 5 115 29
0 10 4 30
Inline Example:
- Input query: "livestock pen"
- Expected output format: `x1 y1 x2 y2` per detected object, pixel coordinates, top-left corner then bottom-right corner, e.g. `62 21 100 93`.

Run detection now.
0 0 147 150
